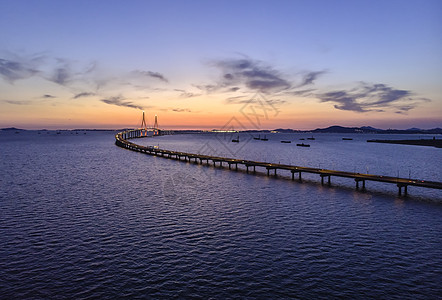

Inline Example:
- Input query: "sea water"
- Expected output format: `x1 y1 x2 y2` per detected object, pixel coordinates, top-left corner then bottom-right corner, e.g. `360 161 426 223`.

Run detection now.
0 130 441 298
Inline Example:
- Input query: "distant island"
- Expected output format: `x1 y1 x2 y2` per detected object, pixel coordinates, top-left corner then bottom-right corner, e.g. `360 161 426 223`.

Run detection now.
268 126 442 134
0 127 26 131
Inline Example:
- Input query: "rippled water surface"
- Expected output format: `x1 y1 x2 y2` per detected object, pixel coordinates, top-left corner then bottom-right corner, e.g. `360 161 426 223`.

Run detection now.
1 130 441 299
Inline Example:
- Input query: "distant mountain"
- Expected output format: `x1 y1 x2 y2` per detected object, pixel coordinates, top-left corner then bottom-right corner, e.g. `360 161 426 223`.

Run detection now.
406 127 421 131
272 128 300 133
421 128 442 134
360 126 382 131
0 127 25 131
383 128 442 134
312 126 380 133
311 125 442 134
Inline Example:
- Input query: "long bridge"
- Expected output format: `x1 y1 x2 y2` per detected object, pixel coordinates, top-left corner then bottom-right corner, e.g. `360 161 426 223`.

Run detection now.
115 129 442 197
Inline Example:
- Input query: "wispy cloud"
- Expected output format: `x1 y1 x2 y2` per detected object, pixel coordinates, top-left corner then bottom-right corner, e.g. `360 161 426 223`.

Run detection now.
0 58 39 83
287 88 316 97
205 58 291 93
225 95 248 104
0 54 95 89
100 96 143 110
196 57 325 96
73 92 95 99
174 89 201 98
194 83 218 93
50 66 71 85
132 70 169 83
317 82 429 113
172 108 191 112
225 95 286 106
42 94 56 98
297 71 327 87
3 99 33 105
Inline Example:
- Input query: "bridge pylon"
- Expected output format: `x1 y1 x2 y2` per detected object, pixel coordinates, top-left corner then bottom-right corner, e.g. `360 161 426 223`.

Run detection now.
154 114 158 129
140 111 148 136
153 114 159 135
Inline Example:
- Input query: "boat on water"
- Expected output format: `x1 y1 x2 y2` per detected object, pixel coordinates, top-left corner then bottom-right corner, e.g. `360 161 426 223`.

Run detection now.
253 135 261 140
260 135 268 141
342 138 353 140
281 140 291 143
307 136 315 140
232 136 240 143
296 143 310 147
300 138 305 140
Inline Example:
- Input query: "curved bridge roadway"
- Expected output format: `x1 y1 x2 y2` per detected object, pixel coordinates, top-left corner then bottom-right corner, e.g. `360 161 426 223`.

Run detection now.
115 129 442 196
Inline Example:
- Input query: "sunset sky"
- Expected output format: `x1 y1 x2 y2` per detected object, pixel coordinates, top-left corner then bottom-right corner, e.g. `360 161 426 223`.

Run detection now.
1 0 441 130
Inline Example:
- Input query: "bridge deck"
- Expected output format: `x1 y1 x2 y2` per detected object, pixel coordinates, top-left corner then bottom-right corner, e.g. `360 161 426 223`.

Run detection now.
115 131 442 195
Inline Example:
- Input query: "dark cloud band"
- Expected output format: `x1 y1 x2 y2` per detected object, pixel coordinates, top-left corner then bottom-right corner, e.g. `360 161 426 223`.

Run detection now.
317 82 429 113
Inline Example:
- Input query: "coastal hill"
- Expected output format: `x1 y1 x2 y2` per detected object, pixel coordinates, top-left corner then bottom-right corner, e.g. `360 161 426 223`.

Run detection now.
0 127 26 131
311 126 442 134
270 126 442 134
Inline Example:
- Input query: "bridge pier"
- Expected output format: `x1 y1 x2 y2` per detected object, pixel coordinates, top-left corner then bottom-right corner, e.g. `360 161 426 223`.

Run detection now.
246 164 256 174
398 184 408 196
321 175 331 186
212 160 222 167
291 171 302 182
245 164 253 173
267 168 277 177
228 162 238 170
355 179 366 190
